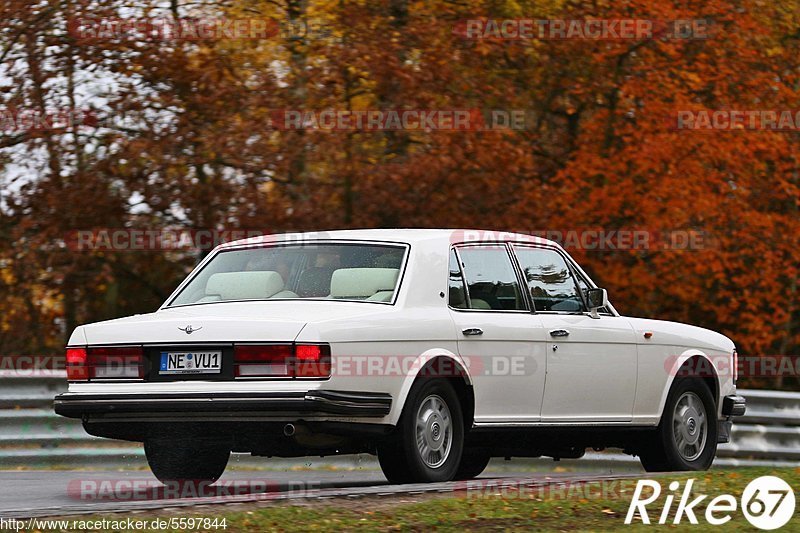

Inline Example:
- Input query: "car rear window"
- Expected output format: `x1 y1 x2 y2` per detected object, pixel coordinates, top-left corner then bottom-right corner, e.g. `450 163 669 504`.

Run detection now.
167 243 407 307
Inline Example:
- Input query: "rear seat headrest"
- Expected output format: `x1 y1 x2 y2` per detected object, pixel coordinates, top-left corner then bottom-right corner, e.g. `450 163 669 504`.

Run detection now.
329 268 399 299
206 271 284 300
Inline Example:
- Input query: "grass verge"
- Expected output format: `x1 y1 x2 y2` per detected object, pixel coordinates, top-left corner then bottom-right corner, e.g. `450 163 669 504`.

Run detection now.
11 467 800 532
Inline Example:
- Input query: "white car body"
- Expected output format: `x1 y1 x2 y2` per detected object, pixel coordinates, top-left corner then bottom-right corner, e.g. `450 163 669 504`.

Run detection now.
55 229 745 480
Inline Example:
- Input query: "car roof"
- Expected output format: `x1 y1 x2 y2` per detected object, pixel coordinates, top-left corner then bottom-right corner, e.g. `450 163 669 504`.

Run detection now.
218 228 560 250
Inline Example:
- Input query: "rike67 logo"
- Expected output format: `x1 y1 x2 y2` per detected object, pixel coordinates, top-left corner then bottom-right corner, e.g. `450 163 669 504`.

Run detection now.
625 476 795 530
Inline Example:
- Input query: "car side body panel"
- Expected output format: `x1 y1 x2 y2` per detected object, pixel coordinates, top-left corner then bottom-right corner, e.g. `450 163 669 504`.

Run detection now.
537 314 638 423
628 316 736 425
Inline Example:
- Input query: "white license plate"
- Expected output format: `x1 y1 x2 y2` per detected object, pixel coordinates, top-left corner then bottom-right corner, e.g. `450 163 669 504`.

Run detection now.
159 351 222 375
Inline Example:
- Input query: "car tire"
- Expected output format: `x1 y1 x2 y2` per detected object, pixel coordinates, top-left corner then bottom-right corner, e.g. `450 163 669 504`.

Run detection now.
454 450 491 480
376 444 413 484
378 379 464 484
639 377 717 472
145 438 230 484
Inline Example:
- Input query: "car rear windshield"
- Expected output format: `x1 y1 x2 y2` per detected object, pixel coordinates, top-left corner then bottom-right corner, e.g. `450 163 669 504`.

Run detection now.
167 242 407 307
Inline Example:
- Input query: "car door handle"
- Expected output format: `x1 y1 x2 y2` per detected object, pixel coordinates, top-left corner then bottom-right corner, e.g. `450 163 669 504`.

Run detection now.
462 327 483 336
549 329 570 338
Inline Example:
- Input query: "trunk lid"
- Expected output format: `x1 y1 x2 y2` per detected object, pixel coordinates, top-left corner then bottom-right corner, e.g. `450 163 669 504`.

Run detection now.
79 301 385 345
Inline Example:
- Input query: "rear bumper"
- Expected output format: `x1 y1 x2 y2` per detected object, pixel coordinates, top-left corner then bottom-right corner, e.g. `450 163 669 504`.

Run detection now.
54 390 392 419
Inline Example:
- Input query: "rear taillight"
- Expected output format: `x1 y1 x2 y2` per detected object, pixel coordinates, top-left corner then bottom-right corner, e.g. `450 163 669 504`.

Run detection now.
234 344 331 378
234 345 293 377
66 347 88 381
294 344 332 378
66 346 144 381
88 347 145 379
733 348 738 385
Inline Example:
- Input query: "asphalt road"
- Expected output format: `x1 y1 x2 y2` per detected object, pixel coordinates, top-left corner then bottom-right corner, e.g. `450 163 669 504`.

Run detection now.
0 462 646 519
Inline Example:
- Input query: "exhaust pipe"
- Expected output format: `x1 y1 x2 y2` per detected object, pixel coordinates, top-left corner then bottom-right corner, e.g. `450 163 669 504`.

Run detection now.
283 423 296 437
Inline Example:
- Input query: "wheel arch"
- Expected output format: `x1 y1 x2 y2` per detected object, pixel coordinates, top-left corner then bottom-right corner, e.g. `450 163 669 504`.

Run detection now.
392 351 474 429
657 350 720 423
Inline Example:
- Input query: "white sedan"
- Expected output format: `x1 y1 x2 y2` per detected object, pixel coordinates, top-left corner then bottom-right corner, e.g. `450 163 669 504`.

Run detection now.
55 229 746 484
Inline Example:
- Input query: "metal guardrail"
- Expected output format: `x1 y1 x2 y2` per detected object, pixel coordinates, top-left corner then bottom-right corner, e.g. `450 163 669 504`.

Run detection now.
0 372 146 466
0 374 797 466
718 389 800 461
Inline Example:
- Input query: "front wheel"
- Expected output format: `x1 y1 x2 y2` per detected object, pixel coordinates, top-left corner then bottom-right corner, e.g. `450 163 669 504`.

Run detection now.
640 377 717 472
145 438 230 484
378 379 464 484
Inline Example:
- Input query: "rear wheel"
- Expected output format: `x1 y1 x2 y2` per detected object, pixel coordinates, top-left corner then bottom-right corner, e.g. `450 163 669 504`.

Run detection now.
145 438 230 484
639 377 717 472
378 379 464 484
454 450 491 480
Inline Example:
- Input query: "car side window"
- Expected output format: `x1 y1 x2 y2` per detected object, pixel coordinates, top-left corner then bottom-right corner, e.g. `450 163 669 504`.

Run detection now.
513 246 586 313
456 246 525 311
448 249 468 309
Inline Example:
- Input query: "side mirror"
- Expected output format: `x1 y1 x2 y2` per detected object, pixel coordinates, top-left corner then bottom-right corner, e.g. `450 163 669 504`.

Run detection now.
586 288 608 318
